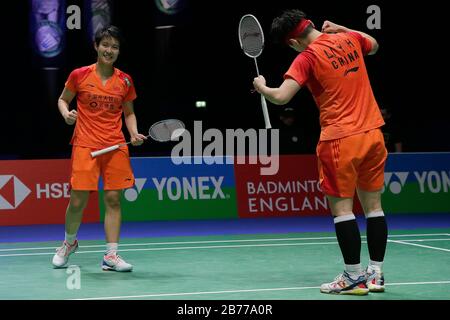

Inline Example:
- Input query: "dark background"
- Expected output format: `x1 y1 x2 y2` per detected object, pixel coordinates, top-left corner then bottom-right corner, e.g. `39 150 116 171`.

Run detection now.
2 0 448 159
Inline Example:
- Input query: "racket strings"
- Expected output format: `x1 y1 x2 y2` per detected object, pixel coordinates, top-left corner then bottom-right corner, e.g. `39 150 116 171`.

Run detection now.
149 119 185 142
239 16 264 57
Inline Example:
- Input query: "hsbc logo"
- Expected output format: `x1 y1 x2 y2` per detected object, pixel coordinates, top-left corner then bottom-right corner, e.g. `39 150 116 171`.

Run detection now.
0 175 31 210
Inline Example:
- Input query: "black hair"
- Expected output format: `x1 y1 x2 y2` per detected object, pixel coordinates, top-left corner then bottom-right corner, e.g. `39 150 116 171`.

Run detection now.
271 9 313 45
94 25 124 47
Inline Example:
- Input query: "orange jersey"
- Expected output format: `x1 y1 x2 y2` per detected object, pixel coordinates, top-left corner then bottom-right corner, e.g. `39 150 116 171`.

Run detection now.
285 32 384 141
65 63 137 148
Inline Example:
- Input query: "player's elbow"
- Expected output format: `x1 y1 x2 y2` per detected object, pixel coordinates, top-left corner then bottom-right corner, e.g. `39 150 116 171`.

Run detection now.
276 99 290 105
58 97 69 106
270 97 289 105
369 40 379 55
271 91 290 105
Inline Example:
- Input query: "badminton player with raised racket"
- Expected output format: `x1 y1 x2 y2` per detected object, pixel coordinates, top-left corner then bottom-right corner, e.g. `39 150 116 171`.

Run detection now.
52 26 147 272
253 10 388 295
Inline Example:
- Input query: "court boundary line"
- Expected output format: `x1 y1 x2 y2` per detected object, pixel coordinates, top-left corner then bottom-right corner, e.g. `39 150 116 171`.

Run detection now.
389 240 450 252
2 234 450 257
72 280 450 300
1 232 448 253
0 241 342 257
2 238 450 258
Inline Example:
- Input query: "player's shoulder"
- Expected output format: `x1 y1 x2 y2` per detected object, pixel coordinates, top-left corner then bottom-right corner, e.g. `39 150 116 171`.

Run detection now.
296 47 317 64
318 32 354 42
72 64 94 75
339 31 362 42
306 34 332 52
70 64 94 80
114 68 134 87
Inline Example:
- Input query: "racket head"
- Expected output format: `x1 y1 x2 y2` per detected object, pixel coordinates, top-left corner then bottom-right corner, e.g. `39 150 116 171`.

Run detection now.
238 14 265 58
148 119 185 142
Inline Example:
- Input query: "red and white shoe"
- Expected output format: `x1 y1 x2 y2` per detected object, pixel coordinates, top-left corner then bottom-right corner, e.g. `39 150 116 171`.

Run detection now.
52 240 79 268
102 254 133 272
366 268 385 292
320 271 369 295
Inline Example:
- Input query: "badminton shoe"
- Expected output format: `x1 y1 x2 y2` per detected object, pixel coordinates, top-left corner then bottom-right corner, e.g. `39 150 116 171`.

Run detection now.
320 271 369 295
366 268 385 292
52 240 79 268
102 254 133 272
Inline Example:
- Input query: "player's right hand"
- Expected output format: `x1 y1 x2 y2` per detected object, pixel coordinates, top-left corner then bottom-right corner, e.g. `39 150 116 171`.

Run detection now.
64 110 78 125
130 133 147 146
253 75 266 93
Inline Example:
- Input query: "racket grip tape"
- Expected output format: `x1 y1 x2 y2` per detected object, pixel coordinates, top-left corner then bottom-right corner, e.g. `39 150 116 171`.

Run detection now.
90 145 120 158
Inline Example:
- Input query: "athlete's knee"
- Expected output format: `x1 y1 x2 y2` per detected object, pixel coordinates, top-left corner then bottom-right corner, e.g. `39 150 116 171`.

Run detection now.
103 191 121 209
327 195 353 216
68 198 88 212
357 189 382 214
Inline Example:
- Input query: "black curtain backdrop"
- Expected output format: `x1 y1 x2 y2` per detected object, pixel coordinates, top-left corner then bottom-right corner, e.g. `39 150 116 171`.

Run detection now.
2 0 448 159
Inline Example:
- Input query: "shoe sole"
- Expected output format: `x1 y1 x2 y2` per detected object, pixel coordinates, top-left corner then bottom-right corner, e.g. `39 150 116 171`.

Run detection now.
102 265 133 272
368 285 385 292
320 288 369 295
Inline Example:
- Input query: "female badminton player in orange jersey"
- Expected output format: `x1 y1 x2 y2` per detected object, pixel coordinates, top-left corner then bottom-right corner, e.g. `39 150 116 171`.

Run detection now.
253 10 388 295
52 26 147 272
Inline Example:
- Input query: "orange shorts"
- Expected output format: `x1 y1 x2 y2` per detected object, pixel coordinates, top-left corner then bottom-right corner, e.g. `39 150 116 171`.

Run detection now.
316 128 387 198
70 146 135 191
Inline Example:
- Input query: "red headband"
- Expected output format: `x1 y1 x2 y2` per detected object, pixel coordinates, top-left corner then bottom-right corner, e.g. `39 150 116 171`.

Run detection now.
285 19 313 44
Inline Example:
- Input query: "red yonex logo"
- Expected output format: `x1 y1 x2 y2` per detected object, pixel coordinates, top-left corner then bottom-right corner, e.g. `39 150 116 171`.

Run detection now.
0 175 31 210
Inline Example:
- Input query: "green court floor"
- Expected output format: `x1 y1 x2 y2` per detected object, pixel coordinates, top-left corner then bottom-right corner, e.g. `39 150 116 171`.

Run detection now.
0 229 449 300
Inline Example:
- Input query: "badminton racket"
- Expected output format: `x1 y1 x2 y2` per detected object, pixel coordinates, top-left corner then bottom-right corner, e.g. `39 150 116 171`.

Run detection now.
90 119 185 158
238 14 272 129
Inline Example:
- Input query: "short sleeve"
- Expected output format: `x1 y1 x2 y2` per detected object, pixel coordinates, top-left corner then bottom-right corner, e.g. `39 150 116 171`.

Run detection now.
65 69 78 93
120 74 137 102
284 50 315 87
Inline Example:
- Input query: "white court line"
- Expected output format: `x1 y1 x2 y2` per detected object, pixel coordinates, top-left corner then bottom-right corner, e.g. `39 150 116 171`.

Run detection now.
0 237 339 252
0 241 340 257
73 280 450 300
399 238 450 242
389 240 450 252
1 233 448 253
3 238 450 258
389 233 450 237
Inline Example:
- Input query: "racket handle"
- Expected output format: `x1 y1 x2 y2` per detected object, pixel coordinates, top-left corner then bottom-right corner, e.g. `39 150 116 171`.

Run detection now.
260 94 272 129
90 145 120 158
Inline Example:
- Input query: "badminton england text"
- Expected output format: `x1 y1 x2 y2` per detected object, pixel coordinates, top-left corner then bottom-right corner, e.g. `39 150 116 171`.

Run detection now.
177 304 273 318
171 121 279 176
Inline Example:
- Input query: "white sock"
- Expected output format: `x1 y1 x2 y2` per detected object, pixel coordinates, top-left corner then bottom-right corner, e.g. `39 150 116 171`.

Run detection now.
106 243 118 256
368 260 383 272
365 210 385 219
65 232 77 245
345 263 364 279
